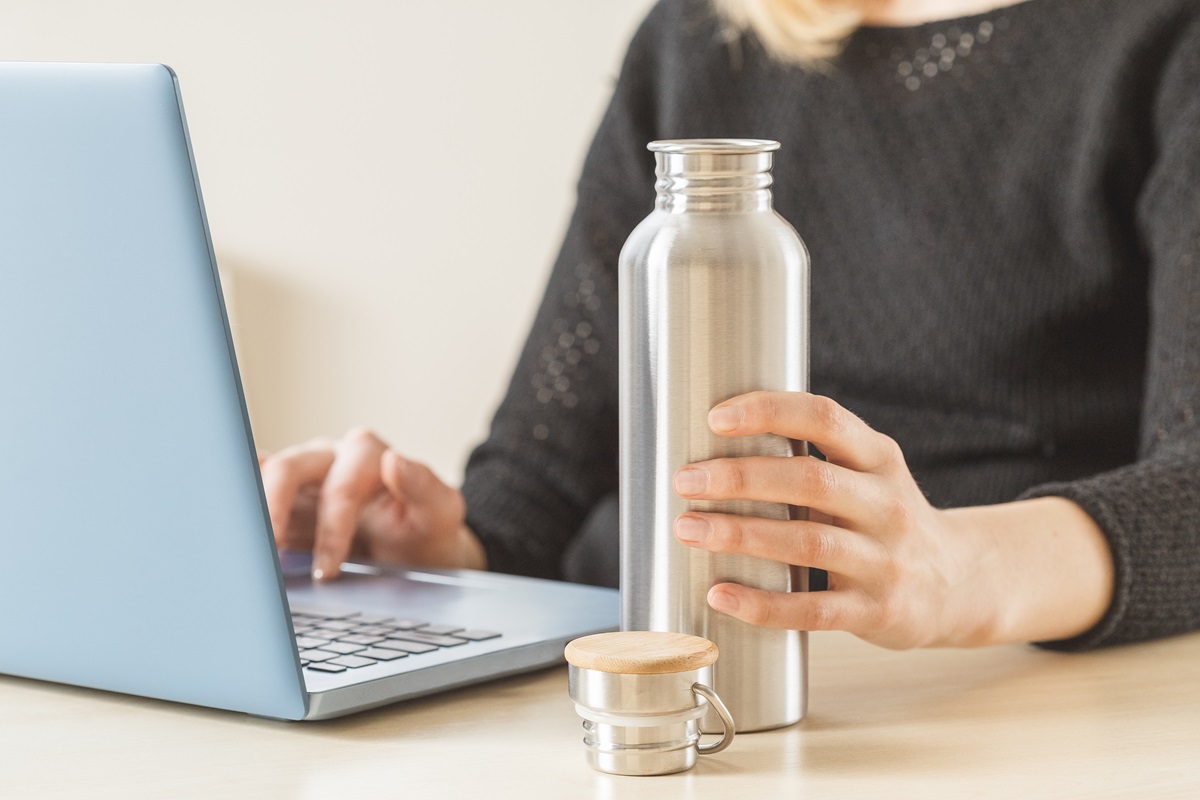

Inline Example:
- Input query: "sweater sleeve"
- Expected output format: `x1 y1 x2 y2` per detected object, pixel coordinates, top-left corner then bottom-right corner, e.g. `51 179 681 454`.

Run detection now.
1024 19 1200 651
458 8 664 578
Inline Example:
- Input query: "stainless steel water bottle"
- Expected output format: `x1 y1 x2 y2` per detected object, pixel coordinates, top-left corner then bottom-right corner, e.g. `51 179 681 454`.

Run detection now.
618 139 809 733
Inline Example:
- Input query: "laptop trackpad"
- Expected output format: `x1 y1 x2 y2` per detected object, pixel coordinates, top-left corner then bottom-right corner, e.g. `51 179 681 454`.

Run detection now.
278 550 376 579
279 549 501 616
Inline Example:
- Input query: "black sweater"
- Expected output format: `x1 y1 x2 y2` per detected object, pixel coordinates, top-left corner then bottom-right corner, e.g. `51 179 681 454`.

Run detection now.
461 0 1200 650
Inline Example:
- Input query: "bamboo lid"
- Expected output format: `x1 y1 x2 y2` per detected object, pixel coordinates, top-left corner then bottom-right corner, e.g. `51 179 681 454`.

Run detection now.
564 631 719 675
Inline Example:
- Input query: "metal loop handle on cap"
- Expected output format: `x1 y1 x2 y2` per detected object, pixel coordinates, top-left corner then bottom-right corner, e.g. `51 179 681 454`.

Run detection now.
692 683 735 755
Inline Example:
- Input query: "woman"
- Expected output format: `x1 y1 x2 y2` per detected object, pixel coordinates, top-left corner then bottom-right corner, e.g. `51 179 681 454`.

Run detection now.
260 0 1200 651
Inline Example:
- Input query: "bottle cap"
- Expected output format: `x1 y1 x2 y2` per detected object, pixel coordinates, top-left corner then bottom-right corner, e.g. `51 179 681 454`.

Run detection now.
565 630 719 675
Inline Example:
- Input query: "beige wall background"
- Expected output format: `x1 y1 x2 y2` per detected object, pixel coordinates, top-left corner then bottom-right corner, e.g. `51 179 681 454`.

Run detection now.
3 0 656 480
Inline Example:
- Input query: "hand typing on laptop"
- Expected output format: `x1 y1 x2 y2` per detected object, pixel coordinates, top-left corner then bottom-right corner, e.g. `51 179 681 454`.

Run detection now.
260 428 487 582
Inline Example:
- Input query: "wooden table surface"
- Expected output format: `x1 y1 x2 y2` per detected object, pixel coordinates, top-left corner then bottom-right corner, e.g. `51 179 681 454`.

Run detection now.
4 630 1198 798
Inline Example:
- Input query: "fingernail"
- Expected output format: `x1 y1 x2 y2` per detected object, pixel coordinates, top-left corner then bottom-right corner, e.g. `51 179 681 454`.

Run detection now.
312 561 335 582
708 587 740 614
674 468 708 496
311 567 325 582
708 405 743 433
675 515 712 543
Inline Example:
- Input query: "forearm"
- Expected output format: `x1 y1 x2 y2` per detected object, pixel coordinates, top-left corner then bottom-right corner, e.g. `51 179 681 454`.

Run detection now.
944 497 1115 647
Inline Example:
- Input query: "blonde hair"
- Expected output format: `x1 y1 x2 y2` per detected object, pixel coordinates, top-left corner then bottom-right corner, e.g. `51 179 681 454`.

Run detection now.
712 0 877 66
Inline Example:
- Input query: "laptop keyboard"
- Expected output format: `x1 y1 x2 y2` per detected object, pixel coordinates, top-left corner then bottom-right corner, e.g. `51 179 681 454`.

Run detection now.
290 605 501 674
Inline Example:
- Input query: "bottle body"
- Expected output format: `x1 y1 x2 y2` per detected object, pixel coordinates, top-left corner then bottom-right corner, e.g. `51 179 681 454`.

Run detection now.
618 140 810 732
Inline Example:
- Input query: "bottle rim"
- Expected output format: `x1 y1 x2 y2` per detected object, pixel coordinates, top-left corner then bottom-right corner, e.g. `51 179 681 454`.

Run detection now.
648 138 780 155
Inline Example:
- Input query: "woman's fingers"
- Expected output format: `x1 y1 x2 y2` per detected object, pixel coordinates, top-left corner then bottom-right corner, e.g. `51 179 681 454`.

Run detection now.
671 392 964 647
706 582 874 631
377 450 469 563
380 451 456 513
378 450 410 510
312 429 390 580
260 439 336 548
379 450 466 535
674 455 884 527
674 512 879 576
708 391 902 474
261 428 470 578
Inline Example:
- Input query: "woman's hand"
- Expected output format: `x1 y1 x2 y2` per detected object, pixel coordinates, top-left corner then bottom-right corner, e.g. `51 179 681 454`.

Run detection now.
672 392 1114 649
259 428 485 581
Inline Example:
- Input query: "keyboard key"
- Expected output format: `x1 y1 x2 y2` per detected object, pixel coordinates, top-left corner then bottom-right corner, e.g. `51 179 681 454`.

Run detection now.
313 620 359 632
418 624 465 636
291 606 497 664
289 605 359 620
359 647 407 661
376 639 438 655
389 631 467 647
338 634 385 645
353 625 397 636
328 655 377 669
295 636 333 649
391 619 428 630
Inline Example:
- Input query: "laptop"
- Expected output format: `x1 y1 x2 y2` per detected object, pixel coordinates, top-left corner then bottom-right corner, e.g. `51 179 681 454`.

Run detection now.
0 61 618 721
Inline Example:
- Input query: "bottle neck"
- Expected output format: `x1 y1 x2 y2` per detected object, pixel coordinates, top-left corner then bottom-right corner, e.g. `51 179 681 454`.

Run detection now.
651 145 776 214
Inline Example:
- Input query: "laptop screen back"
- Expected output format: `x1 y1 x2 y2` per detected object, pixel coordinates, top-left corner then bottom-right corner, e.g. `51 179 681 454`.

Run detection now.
0 62 306 719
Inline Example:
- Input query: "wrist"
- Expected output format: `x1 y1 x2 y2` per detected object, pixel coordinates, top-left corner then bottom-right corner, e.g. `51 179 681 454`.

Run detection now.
941 498 1114 647
456 524 488 571
935 507 1011 647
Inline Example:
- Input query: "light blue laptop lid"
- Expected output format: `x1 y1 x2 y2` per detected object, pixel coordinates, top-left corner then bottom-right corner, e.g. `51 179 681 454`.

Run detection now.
0 62 307 720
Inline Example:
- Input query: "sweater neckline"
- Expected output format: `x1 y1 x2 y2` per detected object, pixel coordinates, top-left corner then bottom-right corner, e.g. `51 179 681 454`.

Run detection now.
854 0 1038 35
